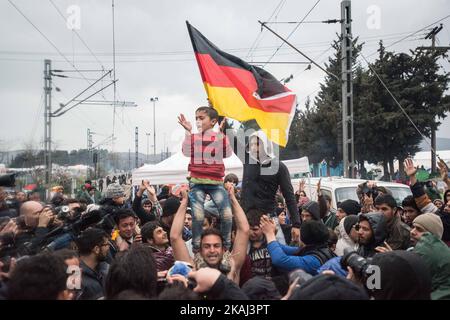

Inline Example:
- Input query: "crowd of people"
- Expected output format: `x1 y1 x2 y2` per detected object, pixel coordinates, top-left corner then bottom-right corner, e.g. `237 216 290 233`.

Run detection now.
0 106 450 301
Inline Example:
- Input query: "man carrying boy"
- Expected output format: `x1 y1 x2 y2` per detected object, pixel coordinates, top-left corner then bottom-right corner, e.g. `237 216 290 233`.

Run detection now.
178 107 233 253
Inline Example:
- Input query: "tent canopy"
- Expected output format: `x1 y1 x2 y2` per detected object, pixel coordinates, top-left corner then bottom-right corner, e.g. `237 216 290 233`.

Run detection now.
132 151 309 185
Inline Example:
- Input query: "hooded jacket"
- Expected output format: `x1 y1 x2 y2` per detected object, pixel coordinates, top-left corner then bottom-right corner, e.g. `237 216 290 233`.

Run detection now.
413 232 450 300
371 251 431 300
335 217 359 256
357 212 387 258
237 130 300 227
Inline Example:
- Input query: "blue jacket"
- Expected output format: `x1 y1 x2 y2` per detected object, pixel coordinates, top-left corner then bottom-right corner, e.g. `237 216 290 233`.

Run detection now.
266 241 322 275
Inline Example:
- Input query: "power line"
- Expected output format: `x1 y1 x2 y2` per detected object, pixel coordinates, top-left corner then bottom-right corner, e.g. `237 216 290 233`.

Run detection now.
48 0 106 70
359 53 437 156
7 0 108 93
365 14 450 59
263 0 322 68
246 0 287 59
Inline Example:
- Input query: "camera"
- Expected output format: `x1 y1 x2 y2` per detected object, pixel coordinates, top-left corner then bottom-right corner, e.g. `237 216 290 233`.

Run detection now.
340 250 373 279
361 182 378 199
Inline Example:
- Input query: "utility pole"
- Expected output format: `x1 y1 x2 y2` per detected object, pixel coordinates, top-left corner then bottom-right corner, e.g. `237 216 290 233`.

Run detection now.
128 149 131 171
146 132 151 163
341 0 355 178
150 97 158 157
135 127 139 169
44 59 52 185
417 24 450 173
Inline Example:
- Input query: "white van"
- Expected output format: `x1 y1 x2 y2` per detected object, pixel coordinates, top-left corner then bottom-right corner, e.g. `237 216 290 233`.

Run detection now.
291 177 412 210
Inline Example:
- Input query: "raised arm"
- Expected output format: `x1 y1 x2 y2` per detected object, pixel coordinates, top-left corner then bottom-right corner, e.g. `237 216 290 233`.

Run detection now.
169 190 194 265
227 184 249 282
405 158 439 214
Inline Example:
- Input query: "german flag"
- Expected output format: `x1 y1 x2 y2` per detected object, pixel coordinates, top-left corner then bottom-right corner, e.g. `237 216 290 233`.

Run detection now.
186 21 297 147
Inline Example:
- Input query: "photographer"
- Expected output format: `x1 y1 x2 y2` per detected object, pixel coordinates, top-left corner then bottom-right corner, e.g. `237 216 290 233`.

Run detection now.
345 250 431 300
13 201 59 254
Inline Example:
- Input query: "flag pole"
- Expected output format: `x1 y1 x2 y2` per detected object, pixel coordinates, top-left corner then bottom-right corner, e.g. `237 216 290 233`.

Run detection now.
258 20 339 80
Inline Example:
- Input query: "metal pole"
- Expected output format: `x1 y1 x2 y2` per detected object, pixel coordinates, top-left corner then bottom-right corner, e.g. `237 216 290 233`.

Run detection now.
146 133 150 162
341 0 354 178
44 59 52 185
153 99 157 157
135 127 139 168
430 34 437 174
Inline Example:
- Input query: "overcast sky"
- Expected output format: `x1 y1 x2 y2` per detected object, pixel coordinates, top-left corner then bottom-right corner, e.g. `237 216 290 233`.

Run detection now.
1 0 449 155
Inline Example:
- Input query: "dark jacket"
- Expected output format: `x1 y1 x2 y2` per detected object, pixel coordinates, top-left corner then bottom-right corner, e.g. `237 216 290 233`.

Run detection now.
206 274 249 300
357 212 387 258
131 194 158 224
241 161 300 227
371 250 431 300
385 214 411 250
79 260 109 300
232 131 300 227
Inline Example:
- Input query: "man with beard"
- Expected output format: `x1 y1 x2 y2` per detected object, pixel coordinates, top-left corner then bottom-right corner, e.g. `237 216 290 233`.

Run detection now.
356 212 388 258
170 186 249 285
75 228 110 300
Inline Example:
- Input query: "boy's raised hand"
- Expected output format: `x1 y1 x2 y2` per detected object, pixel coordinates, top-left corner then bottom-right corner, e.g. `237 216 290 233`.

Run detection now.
178 114 192 133
219 117 227 133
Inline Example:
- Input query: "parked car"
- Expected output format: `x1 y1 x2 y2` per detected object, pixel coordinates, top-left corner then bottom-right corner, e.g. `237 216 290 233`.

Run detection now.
292 177 412 209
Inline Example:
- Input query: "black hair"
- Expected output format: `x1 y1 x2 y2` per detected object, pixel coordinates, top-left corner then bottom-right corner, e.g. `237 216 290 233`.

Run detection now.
74 228 108 256
195 106 219 121
50 194 65 207
158 282 200 300
114 208 137 225
204 211 214 226
374 193 397 209
54 248 79 261
200 228 224 245
401 195 420 211
246 208 267 227
8 253 68 300
105 244 158 299
224 173 239 185
141 221 161 243
327 228 338 247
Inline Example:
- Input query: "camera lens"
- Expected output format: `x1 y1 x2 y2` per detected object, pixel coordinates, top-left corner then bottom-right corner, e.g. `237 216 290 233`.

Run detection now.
341 251 369 278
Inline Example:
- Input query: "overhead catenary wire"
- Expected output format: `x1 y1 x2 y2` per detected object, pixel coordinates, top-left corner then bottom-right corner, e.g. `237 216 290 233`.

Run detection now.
262 0 322 68
246 0 287 59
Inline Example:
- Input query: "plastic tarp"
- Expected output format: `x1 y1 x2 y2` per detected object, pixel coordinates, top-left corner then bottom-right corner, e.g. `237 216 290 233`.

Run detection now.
132 152 309 185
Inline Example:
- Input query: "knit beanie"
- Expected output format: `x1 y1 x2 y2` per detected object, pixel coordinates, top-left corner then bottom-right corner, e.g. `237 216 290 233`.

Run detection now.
413 213 444 239
300 220 329 245
343 215 359 236
105 183 125 199
338 200 361 216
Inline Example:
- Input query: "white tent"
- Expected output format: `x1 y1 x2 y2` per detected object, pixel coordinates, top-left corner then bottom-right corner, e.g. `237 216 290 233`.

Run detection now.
392 150 450 171
132 151 309 185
